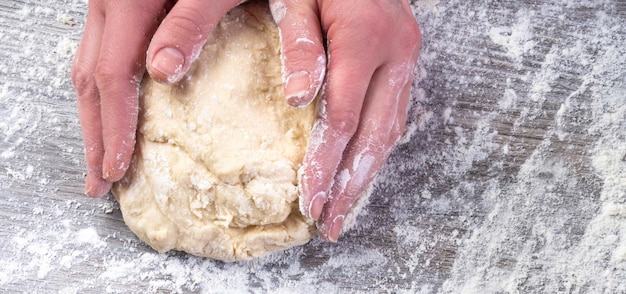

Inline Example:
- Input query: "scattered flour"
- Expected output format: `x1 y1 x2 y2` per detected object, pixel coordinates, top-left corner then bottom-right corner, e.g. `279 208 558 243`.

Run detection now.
0 0 624 293
488 9 535 64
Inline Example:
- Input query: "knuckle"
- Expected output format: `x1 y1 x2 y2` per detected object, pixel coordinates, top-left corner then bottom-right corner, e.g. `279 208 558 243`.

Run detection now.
357 10 388 45
71 64 96 99
282 38 324 63
84 144 103 167
164 7 208 38
283 49 326 78
401 19 421 56
357 7 381 27
89 0 105 13
140 1 169 16
327 106 360 137
329 8 382 50
93 62 118 93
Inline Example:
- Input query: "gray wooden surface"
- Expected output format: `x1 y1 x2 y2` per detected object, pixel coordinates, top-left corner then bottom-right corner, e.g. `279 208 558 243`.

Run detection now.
1 0 625 293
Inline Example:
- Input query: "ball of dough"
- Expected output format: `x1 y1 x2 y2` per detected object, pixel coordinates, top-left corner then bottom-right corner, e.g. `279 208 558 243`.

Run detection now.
112 2 316 262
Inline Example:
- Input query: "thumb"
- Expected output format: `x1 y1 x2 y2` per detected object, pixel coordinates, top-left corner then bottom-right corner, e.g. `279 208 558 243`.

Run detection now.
146 0 242 84
269 0 326 107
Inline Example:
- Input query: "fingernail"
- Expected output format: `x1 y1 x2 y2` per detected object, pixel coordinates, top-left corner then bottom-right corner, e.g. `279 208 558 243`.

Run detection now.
102 160 113 181
85 170 97 195
102 158 122 182
328 215 344 242
85 183 110 198
84 178 95 196
151 47 185 82
309 191 326 220
85 172 112 198
285 70 311 106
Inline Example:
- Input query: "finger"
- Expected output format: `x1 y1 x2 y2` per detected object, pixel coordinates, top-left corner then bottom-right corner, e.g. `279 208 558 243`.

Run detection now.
72 1 111 197
317 62 413 242
146 0 242 84
96 2 165 182
299 45 380 221
269 0 326 107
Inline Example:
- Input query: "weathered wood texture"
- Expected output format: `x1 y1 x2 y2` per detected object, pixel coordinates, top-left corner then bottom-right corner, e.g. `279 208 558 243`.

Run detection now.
1 0 625 292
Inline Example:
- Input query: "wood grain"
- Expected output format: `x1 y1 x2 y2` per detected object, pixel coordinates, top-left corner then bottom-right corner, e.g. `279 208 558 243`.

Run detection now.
1 0 624 292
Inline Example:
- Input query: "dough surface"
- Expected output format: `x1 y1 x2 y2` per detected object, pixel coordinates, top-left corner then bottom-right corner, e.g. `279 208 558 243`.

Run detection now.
112 2 316 262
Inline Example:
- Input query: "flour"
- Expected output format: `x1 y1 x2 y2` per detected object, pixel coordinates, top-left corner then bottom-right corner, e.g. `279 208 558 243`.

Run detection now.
76 227 106 248
418 1 626 292
488 9 535 64
0 0 625 292
269 0 286 24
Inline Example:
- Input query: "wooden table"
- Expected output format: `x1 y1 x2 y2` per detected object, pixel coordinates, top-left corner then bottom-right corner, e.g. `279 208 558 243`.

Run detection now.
1 0 624 292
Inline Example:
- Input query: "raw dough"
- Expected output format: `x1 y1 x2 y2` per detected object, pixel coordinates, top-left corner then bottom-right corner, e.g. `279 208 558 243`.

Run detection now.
112 2 316 262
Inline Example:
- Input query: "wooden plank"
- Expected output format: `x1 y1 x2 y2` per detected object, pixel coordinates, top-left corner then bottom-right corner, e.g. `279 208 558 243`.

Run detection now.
0 0 624 292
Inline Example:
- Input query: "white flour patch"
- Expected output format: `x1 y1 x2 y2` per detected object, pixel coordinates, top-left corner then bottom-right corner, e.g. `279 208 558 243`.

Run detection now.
269 0 287 24
0 0 624 293
414 0 441 14
76 227 106 248
430 1 626 293
488 9 535 64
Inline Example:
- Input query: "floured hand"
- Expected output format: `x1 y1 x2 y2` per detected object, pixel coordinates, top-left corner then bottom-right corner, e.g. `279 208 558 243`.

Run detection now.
71 0 244 197
269 0 421 241
72 0 421 244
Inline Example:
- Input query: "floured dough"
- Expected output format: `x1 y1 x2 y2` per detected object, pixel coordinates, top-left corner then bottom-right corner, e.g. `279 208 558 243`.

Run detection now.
112 2 316 262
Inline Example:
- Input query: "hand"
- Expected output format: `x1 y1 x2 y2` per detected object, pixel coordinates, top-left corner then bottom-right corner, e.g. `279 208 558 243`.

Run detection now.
71 0 243 197
269 0 421 241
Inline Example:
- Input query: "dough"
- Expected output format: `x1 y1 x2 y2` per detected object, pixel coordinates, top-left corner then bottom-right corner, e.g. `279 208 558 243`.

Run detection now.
112 2 316 262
